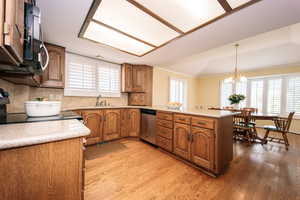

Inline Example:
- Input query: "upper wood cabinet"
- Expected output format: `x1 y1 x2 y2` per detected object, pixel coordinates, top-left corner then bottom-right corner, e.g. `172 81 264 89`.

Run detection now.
81 110 104 145
132 66 146 92
121 109 140 137
0 0 25 65
173 123 190 160
121 63 132 92
190 127 215 170
40 43 65 88
103 109 121 141
122 64 153 106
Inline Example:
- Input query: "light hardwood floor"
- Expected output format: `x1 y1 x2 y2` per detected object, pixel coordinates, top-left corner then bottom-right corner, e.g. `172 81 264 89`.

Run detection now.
84 131 300 200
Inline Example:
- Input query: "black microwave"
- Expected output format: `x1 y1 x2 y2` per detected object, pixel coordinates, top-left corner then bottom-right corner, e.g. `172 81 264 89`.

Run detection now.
0 2 49 75
22 2 49 75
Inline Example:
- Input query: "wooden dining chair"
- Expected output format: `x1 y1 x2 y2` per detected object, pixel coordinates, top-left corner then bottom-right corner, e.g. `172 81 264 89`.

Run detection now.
233 110 255 144
263 112 295 150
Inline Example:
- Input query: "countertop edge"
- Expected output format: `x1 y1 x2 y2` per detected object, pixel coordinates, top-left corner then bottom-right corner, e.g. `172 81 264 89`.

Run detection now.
0 119 90 150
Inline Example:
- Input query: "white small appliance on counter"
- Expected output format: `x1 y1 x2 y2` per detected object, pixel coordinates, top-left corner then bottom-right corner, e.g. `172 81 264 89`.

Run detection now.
25 101 61 117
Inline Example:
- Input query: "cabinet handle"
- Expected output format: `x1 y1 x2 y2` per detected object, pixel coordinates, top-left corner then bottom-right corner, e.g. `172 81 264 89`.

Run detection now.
197 121 206 125
179 118 185 121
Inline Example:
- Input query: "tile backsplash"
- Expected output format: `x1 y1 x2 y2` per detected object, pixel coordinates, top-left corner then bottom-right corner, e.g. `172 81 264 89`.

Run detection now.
0 79 128 113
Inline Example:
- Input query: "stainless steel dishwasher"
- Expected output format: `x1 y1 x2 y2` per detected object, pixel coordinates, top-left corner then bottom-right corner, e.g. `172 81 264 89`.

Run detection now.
140 109 156 145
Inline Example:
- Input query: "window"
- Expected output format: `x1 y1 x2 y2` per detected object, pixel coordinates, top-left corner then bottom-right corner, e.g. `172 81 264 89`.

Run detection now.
65 53 121 97
220 82 233 107
287 77 300 115
250 80 264 112
220 73 300 116
267 79 282 114
169 78 187 108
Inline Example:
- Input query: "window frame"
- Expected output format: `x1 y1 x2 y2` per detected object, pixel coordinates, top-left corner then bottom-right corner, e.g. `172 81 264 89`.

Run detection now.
169 77 188 109
220 73 300 117
64 53 121 97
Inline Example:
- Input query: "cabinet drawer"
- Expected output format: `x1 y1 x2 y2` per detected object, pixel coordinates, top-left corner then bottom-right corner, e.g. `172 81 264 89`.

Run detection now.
156 136 172 152
157 119 173 129
192 116 215 129
157 125 173 139
157 112 173 121
174 114 191 125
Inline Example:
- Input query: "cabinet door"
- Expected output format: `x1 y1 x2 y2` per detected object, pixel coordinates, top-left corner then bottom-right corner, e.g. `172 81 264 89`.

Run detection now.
132 66 146 92
82 110 103 145
120 109 128 137
121 64 132 92
40 44 65 88
128 93 146 106
191 127 215 170
3 0 24 64
127 109 140 137
173 123 190 160
103 109 121 141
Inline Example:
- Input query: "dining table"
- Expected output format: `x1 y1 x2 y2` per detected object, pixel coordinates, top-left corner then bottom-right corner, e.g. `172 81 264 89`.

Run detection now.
209 107 279 144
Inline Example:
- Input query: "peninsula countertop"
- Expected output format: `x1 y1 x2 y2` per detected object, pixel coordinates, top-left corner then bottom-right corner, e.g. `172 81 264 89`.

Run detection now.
0 119 90 150
66 105 238 118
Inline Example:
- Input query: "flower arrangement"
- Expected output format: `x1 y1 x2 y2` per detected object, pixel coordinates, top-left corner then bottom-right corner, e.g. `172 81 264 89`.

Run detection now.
228 94 245 105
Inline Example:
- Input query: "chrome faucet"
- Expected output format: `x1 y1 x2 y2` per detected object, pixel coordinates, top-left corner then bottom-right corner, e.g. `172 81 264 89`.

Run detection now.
96 95 102 107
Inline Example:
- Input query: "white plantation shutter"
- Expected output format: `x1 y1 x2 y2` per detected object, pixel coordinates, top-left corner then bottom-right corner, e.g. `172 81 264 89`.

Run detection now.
287 76 300 114
267 79 282 114
98 63 120 96
236 81 247 108
250 80 264 112
221 82 233 107
169 78 187 108
68 63 96 90
65 53 120 97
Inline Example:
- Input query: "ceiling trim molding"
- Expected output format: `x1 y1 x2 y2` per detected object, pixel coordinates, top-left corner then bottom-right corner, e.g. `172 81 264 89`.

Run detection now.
156 67 197 78
92 19 157 48
217 0 233 12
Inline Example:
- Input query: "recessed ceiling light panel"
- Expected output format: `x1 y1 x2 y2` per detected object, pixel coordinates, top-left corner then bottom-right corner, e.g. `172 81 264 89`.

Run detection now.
84 21 154 56
135 0 226 32
93 0 180 47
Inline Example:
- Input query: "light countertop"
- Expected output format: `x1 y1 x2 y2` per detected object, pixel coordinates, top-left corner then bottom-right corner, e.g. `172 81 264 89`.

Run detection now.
0 119 90 150
66 105 238 118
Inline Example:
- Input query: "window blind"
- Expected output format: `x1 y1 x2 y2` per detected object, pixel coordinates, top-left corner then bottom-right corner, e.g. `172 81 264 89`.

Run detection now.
98 62 120 96
221 82 233 107
65 53 121 97
169 78 186 107
68 63 96 90
287 76 300 114
250 80 264 112
267 79 282 114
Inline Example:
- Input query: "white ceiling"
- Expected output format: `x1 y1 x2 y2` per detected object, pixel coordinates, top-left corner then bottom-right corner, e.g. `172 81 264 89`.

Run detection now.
38 0 300 76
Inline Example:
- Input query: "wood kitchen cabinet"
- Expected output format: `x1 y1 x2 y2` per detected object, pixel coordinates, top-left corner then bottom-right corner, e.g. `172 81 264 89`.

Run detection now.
0 0 25 65
121 109 140 137
122 64 153 106
0 138 84 200
82 110 104 145
173 123 190 160
103 109 121 141
40 43 65 88
190 127 215 170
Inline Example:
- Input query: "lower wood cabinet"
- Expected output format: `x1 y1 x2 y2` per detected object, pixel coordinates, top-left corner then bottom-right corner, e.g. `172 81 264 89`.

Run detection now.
173 123 190 160
190 127 215 170
81 110 103 145
121 109 140 137
103 109 121 141
173 123 215 171
0 138 84 200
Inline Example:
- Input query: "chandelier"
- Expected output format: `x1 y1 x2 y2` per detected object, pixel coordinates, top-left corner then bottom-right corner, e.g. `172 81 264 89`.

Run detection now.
224 44 247 83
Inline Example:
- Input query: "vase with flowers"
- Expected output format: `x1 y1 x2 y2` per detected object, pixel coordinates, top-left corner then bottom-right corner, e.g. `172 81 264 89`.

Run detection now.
228 94 245 109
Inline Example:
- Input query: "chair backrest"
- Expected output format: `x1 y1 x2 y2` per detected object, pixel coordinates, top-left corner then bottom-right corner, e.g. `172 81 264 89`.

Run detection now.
274 112 295 132
233 110 252 126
